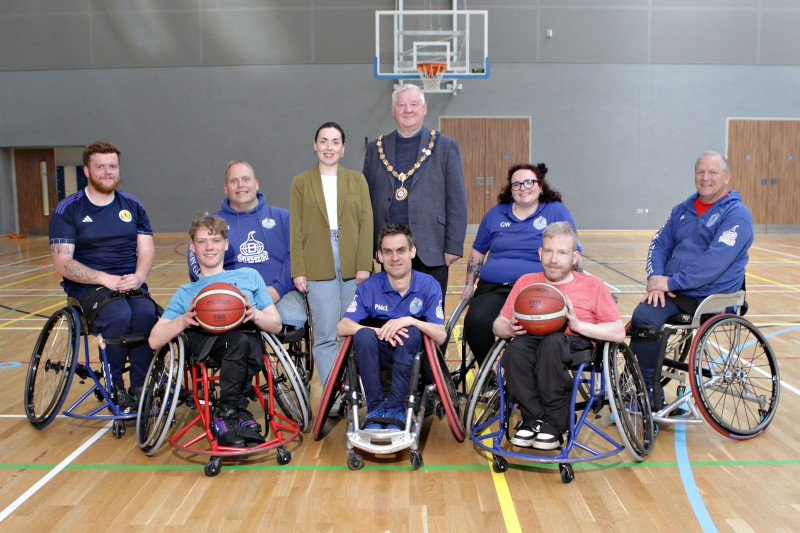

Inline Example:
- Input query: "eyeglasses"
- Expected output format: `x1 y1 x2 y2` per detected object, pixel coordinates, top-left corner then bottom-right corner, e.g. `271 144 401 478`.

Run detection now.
510 179 538 191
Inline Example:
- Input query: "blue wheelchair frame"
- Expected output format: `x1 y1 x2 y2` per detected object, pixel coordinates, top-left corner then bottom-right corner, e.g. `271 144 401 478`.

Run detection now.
466 339 654 483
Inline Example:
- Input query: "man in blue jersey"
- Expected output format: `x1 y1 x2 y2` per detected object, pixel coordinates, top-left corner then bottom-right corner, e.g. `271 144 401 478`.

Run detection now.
337 223 445 430
49 141 158 412
150 215 282 447
630 151 754 407
188 160 305 328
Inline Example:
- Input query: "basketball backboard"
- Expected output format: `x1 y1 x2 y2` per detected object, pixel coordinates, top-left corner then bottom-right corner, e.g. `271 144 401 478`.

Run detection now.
374 8 489 95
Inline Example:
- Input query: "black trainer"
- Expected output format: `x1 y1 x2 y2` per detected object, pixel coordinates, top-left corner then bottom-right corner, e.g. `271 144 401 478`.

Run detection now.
238 408 263 433
114 385 137 414
510 419 542 447
213 408 246 448
531 423 566 450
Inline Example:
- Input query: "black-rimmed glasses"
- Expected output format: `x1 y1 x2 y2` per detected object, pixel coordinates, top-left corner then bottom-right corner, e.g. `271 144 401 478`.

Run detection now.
510 178 538 191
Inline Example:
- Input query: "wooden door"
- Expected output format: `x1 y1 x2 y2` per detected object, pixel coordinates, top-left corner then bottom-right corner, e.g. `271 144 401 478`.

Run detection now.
14 148 57 235
728 119 800 225
440 117 531 225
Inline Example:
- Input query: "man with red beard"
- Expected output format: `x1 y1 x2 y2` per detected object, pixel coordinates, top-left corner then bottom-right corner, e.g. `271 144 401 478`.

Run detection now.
49 141 158 412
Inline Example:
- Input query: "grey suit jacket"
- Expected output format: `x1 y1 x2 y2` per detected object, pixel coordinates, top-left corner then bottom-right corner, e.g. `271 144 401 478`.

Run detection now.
363 126 467 267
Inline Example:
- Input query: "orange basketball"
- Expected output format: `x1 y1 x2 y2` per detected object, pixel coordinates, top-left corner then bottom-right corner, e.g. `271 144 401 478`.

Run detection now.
513 283 568 336
193 282 247 334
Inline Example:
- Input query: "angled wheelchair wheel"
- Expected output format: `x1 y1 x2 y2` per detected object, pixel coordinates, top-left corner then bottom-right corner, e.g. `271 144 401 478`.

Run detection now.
605 342 655 461
136 336 184 455
464 340 505 437
442 296 476 388
689 315 780 440
24 307 80 429
266 345 311 432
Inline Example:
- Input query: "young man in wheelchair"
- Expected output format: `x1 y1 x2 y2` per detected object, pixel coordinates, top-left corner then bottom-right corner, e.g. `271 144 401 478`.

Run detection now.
629 152 754 407
149 215 282 447
493 222 625 450
337 223 446 430
49 141 158 412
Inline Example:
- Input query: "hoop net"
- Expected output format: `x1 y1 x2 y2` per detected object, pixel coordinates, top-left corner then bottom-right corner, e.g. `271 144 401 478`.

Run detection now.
417 62 447 92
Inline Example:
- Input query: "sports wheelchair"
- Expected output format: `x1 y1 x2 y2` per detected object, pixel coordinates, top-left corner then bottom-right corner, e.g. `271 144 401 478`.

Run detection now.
631 291 780 439
465 338 655 483
24 292 157 439
135 329 310 477
313 334 465 470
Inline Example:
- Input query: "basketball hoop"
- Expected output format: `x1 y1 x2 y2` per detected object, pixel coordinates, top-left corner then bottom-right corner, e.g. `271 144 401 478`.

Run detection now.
417 62 447 92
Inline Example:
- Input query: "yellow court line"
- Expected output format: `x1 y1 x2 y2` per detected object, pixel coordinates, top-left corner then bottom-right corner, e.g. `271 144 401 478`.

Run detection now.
490 459 522 533
0 302 63 328
747 272 800 292
0 271 54 289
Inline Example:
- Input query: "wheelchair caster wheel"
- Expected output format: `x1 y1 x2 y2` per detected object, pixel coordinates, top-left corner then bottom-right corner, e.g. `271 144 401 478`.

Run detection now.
276 448 291 466
492 456 508 473
204 457 221 477
435 403 445 419
112 420 125 439
94 389 104 402
559 464 575 484
347 451 364 471
410 451 423 470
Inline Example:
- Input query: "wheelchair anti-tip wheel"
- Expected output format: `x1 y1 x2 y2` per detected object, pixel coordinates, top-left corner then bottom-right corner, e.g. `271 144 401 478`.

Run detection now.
24 307 80 429
689 315 780 440
205 456 221 477
136 337 184 455
605 342 655 461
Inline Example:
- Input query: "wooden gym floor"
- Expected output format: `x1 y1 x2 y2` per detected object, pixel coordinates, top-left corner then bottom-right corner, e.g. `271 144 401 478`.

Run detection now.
0 231 798 532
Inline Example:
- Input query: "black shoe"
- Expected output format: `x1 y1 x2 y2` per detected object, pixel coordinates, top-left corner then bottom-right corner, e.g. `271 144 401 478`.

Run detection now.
510 420 542 447
213 408 246 448
238 408 263 433
531 423 566 450
114 385 137 414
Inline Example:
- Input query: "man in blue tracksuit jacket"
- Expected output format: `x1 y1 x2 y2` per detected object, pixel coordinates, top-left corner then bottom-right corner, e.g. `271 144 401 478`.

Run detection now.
630 151 754 404
188 160 306 328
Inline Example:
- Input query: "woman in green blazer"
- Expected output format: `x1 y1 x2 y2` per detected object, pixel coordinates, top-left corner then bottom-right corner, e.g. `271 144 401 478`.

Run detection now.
290 122 374 385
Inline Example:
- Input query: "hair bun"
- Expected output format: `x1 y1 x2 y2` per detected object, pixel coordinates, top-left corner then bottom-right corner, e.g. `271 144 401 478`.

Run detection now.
537 163 548 176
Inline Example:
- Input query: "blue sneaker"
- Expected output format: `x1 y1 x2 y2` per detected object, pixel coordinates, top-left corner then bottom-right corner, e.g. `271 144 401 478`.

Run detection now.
362 408 385 430
383 406 406 431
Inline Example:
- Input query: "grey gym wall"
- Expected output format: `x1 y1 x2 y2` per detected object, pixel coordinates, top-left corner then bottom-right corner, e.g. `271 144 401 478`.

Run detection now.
0 1 798 234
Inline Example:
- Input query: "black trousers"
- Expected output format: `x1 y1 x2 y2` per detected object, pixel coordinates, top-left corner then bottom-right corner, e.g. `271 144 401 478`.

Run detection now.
185 329 264 411
504 333 593 431
464 282 511 366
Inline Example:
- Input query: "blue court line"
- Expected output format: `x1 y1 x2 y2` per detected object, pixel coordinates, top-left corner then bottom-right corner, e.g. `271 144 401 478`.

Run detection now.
675 425 718 533
672 323 799 533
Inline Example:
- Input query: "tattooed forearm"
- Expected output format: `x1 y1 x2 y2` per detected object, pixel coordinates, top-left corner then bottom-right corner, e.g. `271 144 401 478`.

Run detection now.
65 260 99 282
51 242 99 282
466 258 483 282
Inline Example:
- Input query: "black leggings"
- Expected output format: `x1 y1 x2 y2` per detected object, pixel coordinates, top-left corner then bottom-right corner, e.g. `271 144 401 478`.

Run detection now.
464 288 509 366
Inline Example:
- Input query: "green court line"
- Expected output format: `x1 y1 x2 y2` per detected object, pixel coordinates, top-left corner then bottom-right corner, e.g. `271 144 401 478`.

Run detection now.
2 459 798 472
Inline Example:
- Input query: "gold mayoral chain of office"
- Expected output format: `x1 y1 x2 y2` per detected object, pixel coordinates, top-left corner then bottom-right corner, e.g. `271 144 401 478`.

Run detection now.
377 130 437 201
